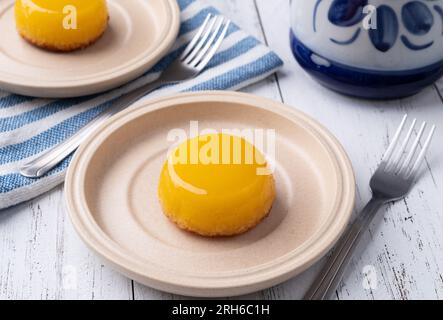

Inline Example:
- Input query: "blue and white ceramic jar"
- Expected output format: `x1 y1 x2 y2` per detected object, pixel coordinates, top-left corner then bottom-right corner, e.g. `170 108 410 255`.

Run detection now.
290 0 443 99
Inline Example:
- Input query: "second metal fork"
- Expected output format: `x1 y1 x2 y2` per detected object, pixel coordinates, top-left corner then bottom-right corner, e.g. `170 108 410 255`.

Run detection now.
20 14 231 178
305 115 436 300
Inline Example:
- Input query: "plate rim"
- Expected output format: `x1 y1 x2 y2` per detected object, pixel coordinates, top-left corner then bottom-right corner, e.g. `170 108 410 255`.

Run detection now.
65 91 356 297
0 0 180 97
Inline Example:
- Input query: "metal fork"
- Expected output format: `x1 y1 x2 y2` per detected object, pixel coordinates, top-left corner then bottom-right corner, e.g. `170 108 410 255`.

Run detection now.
20 14 231 178
305 115 436 300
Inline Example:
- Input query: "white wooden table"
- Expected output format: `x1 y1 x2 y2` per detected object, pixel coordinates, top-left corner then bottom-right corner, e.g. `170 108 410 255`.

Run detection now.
1 0 443 300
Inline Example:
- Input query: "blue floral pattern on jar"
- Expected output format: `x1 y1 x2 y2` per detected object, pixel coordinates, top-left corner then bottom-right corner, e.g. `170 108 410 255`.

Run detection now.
322 0 443 51
290 0 443 99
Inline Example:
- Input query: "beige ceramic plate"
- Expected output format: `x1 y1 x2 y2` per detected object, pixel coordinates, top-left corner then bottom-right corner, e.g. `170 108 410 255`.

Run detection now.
0 0 180 98
65 91 355 297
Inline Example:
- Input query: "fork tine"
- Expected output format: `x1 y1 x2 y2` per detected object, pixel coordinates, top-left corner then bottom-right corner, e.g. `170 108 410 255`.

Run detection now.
195 20 231 71
180 14 212 60
407 125 436 179
398 121 427 175
189 17 225 67
184 16 218 64
390 118 416 171
382 114 408 166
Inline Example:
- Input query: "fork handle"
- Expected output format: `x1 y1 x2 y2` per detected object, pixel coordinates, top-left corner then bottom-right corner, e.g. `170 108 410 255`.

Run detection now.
20 80 165 178
304 197 386 300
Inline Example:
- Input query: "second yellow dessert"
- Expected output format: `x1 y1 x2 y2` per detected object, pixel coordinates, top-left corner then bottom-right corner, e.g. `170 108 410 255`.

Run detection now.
15 0 109 52
158 133 276 237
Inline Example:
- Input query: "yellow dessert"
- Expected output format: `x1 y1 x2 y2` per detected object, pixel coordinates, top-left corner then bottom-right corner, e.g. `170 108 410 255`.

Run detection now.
15 0 109 52
158 133 276 237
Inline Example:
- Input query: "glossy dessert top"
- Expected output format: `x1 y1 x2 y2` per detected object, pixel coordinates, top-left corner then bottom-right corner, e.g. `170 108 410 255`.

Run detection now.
15 0 109 52
16 0 104 12
158 133 276 237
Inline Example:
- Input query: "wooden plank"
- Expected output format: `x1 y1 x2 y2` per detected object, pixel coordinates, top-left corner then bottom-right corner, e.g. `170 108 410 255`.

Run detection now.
0 187 133 300
255 0 443 300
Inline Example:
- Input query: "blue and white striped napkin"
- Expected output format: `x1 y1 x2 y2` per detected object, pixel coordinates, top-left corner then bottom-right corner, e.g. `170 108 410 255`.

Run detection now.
0 0 283 210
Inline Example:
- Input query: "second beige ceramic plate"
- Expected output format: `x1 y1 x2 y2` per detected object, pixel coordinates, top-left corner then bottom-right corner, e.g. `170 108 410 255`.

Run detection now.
0 0 180 98
65 91 355 297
